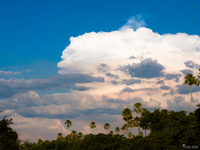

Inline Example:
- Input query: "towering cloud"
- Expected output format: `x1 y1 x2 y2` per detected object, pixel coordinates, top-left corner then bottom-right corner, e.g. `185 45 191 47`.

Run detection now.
58 27 200 77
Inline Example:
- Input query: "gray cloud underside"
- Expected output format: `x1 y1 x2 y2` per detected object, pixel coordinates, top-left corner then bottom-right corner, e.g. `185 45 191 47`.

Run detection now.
165 73 182 82
0 74 104 98
121 87 159 93
97 63 110 73
180 69 193 76
176 84 200 94
119 58 165 78
167 96 191 112
16 108 81 119
162 90 175 96
157 80 164 84
184 60 196 69
82 108 121 116
106 73 119 79
160 85 171 90
121 79 141 85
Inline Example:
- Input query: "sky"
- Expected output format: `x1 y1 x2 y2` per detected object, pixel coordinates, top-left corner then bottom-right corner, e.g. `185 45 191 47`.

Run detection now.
0 0 200 142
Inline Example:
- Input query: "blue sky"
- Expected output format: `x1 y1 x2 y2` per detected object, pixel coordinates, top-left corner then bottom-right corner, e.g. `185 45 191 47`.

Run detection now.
0 0 200 141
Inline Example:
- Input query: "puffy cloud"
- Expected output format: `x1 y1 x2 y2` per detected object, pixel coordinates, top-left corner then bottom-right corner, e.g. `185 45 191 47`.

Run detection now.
121 87 135 93
165 73 182 82
58 27 200 76
97 63 110 73
184 60 197 69
157 80 164 84
160 85 170 90
120 58 165 78
105 73 119 79
162 90 175 96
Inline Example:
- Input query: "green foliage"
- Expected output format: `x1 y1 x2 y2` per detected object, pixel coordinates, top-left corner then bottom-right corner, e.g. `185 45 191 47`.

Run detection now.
122 108 133 123
0 111 19 150
65 119 72 128
90 121 96 134
115 127 120 134
103 123 110 134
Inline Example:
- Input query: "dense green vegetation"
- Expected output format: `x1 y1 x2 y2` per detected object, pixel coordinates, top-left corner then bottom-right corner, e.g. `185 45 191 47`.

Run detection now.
1 72 200 150
0 111 19 150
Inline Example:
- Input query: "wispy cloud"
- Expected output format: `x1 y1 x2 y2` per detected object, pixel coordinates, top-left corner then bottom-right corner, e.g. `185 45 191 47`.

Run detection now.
0 70 21 75
119 14 147 31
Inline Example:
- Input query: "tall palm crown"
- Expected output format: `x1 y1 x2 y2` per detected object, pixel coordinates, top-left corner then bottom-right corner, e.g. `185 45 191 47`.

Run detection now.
184 73 198 112
57 133 63 140
121 126 126 135
115 127 120 134
90 121 96 134
71 130 77 137
65 119 72 128
104 123 110 134
133 102 142 114
78 132 83 139
65 119 72 141
122 108 133 123
122 108 133 136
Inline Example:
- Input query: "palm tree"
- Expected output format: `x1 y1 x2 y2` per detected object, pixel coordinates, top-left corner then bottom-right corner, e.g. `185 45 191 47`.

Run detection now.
123 124 128 132
65 119 72 134
121 126 126 135
71 130 77 137
122 108 133 135
65 119 72 141
78 132 83 140
90 121 96 134
115 127 120 134
109 130 114 136
104 123 110 134
57 133 63 140
133 102 142 135
184 73 198 112
133 102 142 115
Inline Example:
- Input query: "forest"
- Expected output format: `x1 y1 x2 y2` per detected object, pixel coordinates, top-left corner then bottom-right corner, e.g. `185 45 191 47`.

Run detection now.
0 73 200 150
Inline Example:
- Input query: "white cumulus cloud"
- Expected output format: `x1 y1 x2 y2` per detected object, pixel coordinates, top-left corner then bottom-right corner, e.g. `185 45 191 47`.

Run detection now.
58 27 200 75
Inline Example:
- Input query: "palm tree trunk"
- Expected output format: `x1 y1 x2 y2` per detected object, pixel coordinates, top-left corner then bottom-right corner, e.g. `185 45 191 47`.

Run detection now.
138 126 140 135
68 128 69 141
190 85 193 112
145 129 146 137
127 121 129 138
